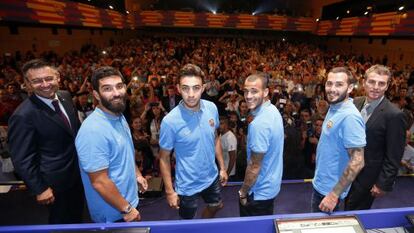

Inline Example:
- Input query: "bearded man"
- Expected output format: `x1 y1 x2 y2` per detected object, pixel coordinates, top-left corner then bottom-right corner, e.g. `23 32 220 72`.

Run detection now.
75 66 147 223
311 67 366 213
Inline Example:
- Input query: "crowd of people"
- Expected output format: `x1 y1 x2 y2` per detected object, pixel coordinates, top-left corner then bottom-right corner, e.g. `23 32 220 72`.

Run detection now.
0 36 414 223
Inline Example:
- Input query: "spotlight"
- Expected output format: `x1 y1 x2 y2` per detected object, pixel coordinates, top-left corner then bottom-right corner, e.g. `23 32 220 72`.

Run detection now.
126 10 130 14
336 16 340 20
212 10 216 14
252 12 256 16
346 10 350 14
315 18 320 22
364 11 369 15
102 50 107 55
109 5 113 10
398 6 405 11
282 38 286 42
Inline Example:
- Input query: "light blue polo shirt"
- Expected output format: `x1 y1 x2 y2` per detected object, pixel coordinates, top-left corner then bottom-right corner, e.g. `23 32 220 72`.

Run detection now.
247 100 284 200
75 107 138 223
313 98 366 199
159 99 219 196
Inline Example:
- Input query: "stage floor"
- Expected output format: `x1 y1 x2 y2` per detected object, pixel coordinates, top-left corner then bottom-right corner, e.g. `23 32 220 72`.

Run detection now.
1 177 413 225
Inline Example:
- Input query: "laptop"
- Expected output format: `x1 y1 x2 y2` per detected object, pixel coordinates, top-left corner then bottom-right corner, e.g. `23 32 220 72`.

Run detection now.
274 215 366 233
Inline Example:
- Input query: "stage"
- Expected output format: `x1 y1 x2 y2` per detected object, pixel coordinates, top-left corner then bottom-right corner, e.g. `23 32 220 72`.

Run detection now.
0 207 413 233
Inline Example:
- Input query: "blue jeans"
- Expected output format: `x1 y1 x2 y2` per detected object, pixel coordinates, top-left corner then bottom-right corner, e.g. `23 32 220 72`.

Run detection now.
178 176 222 219
311 188 340 213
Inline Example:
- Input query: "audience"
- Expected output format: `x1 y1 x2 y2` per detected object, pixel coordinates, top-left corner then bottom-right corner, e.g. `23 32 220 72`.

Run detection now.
1 36 413 182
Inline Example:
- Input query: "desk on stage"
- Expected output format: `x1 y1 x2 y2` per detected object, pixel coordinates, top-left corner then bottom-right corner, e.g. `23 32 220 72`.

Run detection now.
0 207 413 233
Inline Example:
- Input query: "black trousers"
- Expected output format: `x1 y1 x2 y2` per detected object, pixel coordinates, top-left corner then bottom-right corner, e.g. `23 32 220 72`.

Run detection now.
47 180 84 224
344 182 375 211
239 193 274 217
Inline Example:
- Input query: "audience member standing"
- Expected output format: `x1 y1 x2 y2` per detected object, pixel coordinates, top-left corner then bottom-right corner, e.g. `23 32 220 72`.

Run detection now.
219 116 237 181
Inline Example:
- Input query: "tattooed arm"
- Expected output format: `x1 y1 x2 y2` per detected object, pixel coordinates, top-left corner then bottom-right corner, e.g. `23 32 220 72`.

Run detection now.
239 152 265 205
319 147 365 212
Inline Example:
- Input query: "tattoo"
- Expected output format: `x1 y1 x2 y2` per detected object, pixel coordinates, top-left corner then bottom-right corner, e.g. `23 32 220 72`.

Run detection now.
332 147 365 197
240 152 264 194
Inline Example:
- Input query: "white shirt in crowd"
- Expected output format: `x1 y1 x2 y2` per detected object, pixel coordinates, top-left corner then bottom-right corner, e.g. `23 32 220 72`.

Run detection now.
221 130 237 176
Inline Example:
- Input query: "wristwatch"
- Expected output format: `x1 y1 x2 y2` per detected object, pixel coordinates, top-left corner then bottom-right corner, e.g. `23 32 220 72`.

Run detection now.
120 203 133 215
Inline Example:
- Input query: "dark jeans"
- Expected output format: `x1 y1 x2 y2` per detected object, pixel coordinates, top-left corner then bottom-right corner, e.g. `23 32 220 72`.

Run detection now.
239 193 275 217
311 188 340 213
178 176 222 219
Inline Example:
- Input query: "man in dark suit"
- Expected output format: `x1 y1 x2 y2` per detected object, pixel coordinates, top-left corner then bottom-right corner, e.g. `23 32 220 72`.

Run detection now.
8 59 84 224
345 64 407 210
161 85 181 112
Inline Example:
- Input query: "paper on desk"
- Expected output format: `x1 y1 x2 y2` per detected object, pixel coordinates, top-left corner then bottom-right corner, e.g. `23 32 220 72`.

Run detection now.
0 185 11 193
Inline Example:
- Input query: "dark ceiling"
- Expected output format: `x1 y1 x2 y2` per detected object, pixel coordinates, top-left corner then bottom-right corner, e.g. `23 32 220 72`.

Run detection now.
322 0 414 20
68 0 414 20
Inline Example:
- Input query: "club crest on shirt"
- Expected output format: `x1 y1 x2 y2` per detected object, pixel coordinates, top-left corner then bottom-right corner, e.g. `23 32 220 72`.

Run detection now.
327 120 333 129
209 119 215 128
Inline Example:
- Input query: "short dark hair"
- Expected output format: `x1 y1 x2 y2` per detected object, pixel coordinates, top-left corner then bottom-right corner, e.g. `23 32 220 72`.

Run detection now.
6 82 19 89
76 91 89 97
21 59 56 80
219 116 229 125
245 72 269 89
328 67 356 85
91 66 124 91
179 64 205 83
312 117 325 124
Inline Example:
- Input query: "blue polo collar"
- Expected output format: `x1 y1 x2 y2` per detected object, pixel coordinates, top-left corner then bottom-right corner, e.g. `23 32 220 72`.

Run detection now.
251 100 271 116
178 99 205 115
95 106 123 120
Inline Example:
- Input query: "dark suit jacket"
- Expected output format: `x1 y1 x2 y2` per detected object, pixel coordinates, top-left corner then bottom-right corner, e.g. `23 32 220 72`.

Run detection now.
8 91 81 195
353 96 407 191
161 94 182 112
